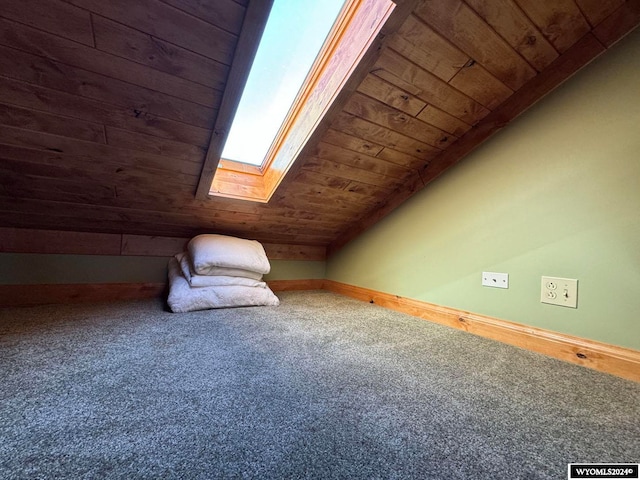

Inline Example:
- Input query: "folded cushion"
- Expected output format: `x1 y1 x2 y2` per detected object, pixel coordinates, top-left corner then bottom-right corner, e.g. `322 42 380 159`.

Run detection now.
167 258 279 313
176 253 266 287
188 234 270 275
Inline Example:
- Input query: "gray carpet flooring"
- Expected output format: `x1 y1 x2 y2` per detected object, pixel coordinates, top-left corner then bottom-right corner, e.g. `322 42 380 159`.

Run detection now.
0 290 638 479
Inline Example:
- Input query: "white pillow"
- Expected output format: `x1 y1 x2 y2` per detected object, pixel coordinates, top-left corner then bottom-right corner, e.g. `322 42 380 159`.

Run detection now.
167 258 279 313
176 253 265 286
188 234 270 275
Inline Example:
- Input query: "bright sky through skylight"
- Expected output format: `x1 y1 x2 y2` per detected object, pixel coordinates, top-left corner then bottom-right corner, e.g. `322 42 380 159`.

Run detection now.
221 0 346 166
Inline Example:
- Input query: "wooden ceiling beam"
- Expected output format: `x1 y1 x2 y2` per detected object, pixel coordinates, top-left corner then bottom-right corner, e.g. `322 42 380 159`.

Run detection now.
195 0 274 199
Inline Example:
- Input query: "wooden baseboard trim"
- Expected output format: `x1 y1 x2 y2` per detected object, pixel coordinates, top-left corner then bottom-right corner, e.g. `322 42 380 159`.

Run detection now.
0 278 326 307
0 283 167 307
323 280 640 382
3 279 637 382
268 279 325 291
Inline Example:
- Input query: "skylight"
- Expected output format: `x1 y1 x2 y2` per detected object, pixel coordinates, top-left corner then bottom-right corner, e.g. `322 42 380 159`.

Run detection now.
221 0 346 166
205 0 395 202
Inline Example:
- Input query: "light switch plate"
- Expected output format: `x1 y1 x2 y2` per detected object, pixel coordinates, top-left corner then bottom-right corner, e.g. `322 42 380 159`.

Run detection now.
541 276 578 308
482 272 509 289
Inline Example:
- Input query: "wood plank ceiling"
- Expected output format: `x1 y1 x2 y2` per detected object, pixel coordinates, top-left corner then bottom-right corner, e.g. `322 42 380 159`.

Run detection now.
0 0 638 255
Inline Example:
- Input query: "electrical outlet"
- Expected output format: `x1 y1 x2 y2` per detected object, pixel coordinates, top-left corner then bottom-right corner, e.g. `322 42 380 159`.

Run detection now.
482 272 508 289
541 276 578 308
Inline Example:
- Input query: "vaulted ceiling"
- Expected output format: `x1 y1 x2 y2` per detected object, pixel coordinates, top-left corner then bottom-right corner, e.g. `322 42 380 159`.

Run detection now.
1 0 638 256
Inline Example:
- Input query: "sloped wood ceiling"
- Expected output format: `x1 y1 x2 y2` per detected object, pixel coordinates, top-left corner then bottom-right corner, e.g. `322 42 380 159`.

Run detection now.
1 0 638 255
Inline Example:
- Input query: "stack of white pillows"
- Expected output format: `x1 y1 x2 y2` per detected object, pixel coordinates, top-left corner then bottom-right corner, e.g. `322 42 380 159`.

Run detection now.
167 234 280 313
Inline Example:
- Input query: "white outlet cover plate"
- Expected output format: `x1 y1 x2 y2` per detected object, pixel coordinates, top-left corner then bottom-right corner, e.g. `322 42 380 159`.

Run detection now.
482 272 509 289
541 276 578 308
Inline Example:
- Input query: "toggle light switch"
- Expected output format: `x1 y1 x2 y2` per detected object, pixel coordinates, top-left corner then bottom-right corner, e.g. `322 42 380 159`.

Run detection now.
482 272 509 289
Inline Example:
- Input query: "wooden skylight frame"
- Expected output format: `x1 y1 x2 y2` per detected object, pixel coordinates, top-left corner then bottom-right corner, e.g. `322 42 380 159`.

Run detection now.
196 0 396 203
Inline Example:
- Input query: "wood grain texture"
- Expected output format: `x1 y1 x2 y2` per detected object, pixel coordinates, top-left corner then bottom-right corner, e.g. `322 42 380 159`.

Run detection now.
65 0 238 64
313 141 415 181
0 17 218 106
0 103 105 143
0 125 204 178
262 0 428 203
92 15 230 90
465 0 559 71
344 92 453 148
448 60 513 110
283 182 385 207
416 0 537 90
0 44 218 128
1 0 637 254
376 148 426 169
0 77 212 147
214 0 403 204
324 281 640 382
514 0 591 53
104 128 206 164
121 235 189 257
416 105 472 137
331 112 442 158
357 74 427 116
3 278 635 382
592 1 640 47
322 129 385 157
575 0 625 27
0 227 329 260
262 244 326 261
391 15 469 82
0 228 121 255
0 0 95 46
196 0 273 199
375 49 491 125
328 32 609 253
301 157 402 189
0 146 200 197
23 203 334 242
160 0 245 34
328 174 425 254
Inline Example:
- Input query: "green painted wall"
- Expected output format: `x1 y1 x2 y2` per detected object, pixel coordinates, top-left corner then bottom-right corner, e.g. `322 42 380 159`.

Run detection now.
327 29 640 350
0 254 170 285
264 260 326 281
0 253 326 285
